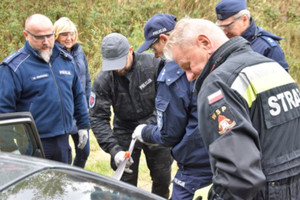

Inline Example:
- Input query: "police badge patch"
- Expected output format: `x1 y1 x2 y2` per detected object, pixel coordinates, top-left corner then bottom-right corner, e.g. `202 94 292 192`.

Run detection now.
89 91 96 108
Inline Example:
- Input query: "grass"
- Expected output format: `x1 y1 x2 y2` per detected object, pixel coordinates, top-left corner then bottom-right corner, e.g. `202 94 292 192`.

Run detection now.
69 131 210 199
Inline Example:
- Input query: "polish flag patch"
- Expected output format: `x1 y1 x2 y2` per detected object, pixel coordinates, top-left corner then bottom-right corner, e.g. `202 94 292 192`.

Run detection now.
208 90 224 105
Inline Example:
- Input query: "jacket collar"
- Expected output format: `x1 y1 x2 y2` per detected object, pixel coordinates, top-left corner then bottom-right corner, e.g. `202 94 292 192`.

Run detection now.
157 61 184 86
55 41 80 54
23 41 64 62
241 17 257 42
194 36 249 94
241 18 282 42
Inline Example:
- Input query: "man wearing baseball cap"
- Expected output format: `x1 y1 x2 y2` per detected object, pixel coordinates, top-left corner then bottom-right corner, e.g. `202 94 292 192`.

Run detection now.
215 0 289 71
133 14 212 200
89 33 172 198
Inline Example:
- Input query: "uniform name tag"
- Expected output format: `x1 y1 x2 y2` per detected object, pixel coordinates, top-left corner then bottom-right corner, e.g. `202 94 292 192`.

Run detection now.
31 73 49 81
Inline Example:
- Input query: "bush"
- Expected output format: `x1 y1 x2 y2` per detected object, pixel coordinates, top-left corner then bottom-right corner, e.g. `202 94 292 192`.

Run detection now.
0 0 299 81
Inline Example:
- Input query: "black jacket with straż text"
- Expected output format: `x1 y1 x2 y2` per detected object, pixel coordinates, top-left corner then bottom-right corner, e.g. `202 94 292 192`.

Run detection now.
195 36 300 200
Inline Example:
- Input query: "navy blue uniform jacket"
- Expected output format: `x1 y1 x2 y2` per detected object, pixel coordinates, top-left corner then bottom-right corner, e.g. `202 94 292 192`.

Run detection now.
142 61 212 178
0 41 89 138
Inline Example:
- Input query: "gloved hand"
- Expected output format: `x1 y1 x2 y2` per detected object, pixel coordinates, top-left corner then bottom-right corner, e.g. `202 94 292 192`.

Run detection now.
132 124 147 142
114 151 134 174
78 129 88 149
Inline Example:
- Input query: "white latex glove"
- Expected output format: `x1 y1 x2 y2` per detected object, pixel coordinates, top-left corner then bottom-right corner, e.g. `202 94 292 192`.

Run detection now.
132 124 147 142
125 157 134 174
114 151 134 174
78 129 88 149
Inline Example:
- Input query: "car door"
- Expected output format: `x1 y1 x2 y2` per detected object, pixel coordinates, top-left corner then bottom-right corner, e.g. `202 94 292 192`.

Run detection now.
0 112 44 158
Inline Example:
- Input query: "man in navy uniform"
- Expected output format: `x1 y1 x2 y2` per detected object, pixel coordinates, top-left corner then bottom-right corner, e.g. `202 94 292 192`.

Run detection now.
0 14 89 163
133 14 212 200
215 0 289 71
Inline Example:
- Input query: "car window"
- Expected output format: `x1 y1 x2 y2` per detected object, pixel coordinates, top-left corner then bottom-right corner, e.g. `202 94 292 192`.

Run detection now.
0 112 44 158
0 124 32 155
0 168 161 200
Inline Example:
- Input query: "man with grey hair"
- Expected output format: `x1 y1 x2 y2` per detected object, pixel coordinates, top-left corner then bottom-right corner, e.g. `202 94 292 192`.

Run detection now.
215 0 289 71
164 17 300 199
0 14 90 164
89 33 172 198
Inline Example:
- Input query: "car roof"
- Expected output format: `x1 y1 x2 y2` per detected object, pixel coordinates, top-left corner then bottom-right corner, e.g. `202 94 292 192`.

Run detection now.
0 152 166 200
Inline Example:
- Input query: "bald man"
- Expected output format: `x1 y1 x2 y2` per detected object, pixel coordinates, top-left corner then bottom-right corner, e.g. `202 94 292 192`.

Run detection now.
0 14 90 163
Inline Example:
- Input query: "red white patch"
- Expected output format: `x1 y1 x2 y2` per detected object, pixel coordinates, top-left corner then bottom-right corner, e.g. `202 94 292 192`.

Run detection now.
89 92 96 108
208 90 224 105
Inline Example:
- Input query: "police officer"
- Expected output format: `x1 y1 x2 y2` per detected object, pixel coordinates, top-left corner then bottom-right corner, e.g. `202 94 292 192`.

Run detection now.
165 17 300 200
89 33 172 198
215 0 289 71
132 14 212 200
0 14 89 163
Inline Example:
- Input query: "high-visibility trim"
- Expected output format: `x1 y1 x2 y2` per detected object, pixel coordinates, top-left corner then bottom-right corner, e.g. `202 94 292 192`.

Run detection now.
231 62 295 107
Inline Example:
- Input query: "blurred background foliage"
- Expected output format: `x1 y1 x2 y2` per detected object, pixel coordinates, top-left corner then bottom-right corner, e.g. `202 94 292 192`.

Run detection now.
0 0 299 82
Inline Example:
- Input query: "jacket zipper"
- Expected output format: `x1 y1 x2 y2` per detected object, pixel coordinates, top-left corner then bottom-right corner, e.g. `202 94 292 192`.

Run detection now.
49 62 66 133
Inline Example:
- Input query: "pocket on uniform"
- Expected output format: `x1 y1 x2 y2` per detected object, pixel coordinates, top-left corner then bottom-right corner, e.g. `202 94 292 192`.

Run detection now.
155 97 169 131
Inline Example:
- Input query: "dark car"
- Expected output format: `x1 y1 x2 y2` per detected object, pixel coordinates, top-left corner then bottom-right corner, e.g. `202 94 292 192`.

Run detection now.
0 112 165 200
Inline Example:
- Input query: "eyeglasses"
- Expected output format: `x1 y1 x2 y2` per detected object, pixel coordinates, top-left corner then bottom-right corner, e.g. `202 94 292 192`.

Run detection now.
149 38 159 52
26 30 55 41
59 32 75 37
216 15 243 30
149 33 170 52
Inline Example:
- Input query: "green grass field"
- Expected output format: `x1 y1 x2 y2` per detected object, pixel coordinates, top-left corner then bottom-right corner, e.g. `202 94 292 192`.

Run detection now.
69 131 210 199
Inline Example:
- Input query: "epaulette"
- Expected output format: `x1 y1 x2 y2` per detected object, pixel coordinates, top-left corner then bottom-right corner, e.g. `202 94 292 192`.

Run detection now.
1 48 30 72
261 36 279 47
157 67 166 82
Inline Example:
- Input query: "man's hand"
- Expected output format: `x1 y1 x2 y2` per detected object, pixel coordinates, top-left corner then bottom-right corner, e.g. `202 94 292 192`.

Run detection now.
78 129 88 149
114 151 134 173
132 124 147 142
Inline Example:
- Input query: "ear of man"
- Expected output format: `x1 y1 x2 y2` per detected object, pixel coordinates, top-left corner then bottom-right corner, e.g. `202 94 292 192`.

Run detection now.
197 34 213 54
159 34 169 44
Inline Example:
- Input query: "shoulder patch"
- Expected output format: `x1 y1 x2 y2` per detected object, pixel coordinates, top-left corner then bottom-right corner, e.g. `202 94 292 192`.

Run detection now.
211 105 237 135
208 90 224 104
89 91 96 108
2 49 30 72
261 36 278 47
